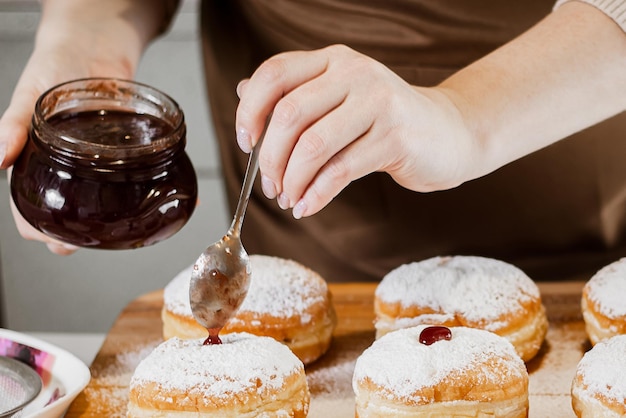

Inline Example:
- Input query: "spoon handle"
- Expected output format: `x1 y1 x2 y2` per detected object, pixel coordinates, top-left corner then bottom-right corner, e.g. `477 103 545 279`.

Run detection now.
229 118 270 237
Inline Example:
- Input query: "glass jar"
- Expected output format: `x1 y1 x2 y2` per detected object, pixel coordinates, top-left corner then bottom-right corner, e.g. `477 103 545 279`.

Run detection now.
10 78 198 249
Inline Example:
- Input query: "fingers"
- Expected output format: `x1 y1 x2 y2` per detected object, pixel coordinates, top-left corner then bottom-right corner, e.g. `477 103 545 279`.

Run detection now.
235 48 331 153
1 75 80 255
277 93 375 209
258 73 351 201
236 45 404 218
291 136 374 219
9 196 79 256
0 81 42 169
46 242 80 256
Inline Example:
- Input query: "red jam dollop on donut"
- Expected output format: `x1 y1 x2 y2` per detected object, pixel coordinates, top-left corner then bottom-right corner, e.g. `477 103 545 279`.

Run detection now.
419 326 452 345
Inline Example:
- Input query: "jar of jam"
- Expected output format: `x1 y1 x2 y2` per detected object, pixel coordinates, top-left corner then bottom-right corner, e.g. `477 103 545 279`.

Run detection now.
10 78 198 249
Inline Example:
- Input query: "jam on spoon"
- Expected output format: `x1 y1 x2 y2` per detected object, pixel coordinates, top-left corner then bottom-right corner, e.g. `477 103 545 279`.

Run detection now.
419 326 452 345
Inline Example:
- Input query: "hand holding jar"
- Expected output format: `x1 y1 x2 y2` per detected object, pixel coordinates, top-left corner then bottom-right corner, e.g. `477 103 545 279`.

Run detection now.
0 0 178 254
9 78 198 250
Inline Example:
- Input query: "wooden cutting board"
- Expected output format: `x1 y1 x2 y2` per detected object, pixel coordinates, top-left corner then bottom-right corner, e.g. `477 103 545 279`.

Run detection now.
66 281 587 418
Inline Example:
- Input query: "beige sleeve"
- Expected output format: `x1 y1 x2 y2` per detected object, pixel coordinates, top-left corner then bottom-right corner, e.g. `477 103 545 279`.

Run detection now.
553 0 626 32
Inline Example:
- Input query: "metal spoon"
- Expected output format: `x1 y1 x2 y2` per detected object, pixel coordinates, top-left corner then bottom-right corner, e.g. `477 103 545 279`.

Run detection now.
189 120 268 345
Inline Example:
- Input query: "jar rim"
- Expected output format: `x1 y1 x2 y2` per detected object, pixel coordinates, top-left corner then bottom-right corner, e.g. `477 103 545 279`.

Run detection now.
32 77 186 160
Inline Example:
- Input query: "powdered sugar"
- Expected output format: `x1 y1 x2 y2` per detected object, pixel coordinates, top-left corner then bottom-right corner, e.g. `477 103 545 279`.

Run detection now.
83 341 160 418
129 334 303 400
307 332 374 398
585 258 626 318
375 256 540 330
352 325 526 402
163 255 328 324
91 342 159 386
575 334 626 402
162 265 194 317
82 386 129 418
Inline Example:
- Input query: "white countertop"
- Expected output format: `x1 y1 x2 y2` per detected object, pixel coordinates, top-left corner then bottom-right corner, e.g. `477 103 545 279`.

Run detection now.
27 332 105 366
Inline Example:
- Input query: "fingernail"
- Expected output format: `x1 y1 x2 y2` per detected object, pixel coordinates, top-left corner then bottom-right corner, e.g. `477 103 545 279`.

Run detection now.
236 82 243 99
292 199 307 219
0 141 6 168
236 80 247 99
261 175 277 199
277 193 291 210
236 127 252 153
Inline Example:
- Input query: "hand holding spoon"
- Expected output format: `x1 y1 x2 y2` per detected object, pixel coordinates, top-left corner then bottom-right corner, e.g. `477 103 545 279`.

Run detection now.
189 121 268 345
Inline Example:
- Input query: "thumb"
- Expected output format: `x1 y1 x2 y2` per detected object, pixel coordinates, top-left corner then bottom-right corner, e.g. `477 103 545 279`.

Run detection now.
0 82 45 169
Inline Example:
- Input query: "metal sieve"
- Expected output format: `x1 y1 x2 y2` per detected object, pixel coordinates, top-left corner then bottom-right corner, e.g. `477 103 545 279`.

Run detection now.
0 356 42 418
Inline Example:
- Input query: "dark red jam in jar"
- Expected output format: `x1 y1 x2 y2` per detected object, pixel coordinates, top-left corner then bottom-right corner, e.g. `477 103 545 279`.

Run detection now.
10 78 198 249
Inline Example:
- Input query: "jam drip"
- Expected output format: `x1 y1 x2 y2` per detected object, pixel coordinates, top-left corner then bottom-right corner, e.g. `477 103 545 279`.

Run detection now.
419 326 452 345
203 328 223 345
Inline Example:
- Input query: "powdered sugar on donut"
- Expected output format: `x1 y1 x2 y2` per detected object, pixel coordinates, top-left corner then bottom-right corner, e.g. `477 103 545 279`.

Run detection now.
574 334 626 404
352 325 526 402
586 258 626 318
163 255 328 324
163 264 195 317
130 334 303 400
375 256 540 330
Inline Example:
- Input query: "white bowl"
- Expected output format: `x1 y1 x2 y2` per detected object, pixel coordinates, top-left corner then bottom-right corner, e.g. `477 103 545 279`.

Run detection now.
0 328 91 418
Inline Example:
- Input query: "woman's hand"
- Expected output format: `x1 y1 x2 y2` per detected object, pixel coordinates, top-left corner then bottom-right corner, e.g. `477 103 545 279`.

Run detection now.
236 1 626 219
1 42 133 256
235 44 479 219
8 168 79 255
0 0 169 254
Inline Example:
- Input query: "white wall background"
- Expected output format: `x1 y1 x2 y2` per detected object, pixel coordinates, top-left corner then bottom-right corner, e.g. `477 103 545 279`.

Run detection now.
0 1 230 332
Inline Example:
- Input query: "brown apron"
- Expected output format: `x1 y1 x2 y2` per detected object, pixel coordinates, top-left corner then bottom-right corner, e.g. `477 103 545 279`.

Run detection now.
197 0 626 282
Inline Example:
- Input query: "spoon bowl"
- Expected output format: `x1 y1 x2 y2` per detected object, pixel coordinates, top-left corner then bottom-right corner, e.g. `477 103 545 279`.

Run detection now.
189 232 250 332
189 120 268 343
